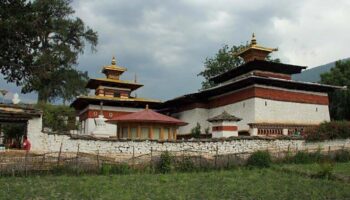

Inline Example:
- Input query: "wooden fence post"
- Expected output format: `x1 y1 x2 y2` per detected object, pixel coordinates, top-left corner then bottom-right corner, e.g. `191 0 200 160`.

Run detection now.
215 144 218 169
150 147 153 171
57 142 63 167
24 150 29 176
96 149 100 172
41 154 46 169
132 146 135 169
76 144 80 175
199 150 202 169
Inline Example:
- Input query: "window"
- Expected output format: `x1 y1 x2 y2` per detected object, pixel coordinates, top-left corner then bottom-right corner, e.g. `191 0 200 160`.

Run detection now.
130 127 137 139
122 127 128 138
163 128 169 140
114 91 121 98
265 101 267 106
153 127 160 140
141 127 149 139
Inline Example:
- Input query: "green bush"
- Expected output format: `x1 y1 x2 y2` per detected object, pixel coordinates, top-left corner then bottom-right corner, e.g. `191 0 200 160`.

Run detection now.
176 157 196 172
100 163 112 175
334 149 350 162
291 150 325 164
304 121 350 141
246 151 271 168
100 163 131 175
110 163 132 174
156 151 173 173
314 160 335 179
36 103 77 132
190 123 201 138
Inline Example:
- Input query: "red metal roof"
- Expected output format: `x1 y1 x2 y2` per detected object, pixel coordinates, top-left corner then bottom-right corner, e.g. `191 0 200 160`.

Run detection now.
106 109 187 126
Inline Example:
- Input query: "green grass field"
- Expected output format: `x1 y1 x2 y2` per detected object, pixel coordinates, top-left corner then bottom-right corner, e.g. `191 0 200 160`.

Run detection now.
277 162 350 176
1 168 350 200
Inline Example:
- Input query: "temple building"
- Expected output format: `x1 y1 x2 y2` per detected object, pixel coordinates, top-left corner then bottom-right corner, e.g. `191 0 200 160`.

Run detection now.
162 34 345 137
107 105 187 140
71 57 161 136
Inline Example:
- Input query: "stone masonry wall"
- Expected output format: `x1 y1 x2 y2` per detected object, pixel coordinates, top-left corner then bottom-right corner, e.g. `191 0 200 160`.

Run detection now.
27 116 350 156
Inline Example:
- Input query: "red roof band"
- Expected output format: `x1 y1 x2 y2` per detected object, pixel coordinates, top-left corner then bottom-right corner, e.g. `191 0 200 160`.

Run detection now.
107 109 188 126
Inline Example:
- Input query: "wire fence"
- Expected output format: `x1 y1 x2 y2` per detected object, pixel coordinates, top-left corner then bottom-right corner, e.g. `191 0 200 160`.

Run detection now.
0 144 349 176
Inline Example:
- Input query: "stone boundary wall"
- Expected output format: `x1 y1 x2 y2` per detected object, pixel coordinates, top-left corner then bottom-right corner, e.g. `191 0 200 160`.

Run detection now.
27 116 350 155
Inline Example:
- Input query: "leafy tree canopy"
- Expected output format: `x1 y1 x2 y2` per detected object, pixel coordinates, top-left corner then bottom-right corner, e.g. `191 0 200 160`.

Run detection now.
0 0 98 103
198 44 280 89
320 60 350 120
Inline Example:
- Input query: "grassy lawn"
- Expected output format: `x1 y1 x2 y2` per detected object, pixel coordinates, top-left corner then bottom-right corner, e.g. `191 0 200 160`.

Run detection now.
1 169 350 200
277 162 350 176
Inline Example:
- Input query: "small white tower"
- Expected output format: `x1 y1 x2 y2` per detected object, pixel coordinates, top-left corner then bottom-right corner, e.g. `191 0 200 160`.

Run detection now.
208 111 242 138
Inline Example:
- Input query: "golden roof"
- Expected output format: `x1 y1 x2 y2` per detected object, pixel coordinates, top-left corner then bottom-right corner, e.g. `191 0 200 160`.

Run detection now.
102 56 127 73
86 78 143 91
236 33 278 56
76 95 162 103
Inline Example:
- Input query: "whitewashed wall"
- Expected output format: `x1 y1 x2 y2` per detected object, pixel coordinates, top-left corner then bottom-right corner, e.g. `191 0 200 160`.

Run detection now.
173 108 209 134
173 98 330 135
79 105 144 135
254 98 330 124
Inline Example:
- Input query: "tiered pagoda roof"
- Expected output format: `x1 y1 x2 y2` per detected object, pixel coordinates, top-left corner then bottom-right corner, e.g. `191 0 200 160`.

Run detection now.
161 34 345 109
71 56 161 110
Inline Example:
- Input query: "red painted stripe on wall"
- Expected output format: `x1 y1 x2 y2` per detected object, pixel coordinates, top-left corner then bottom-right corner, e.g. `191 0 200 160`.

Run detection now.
177 86 329 112
212 126 238 131
79 110 132 121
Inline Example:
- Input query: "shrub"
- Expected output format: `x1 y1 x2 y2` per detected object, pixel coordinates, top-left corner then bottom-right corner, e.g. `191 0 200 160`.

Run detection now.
100 163 131 175
110 163 132 174
304 121 350 141
100 163 112 175
190 123 201 138
314 160 335 179
246 151 271 168
291 150 325 164
334 149 350 162
155 151 173 173
36 103 77 132
176 157 196 172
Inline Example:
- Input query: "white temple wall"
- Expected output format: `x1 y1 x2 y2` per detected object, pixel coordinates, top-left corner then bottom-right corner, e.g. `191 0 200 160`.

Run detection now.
173 96 330 135
79 105 144 136
254 98 330 124
173 99 255 135
173 108 209 134
208 98 255 132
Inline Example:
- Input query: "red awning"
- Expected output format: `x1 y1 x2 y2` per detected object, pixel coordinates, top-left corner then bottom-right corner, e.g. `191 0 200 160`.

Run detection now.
106 109 187 126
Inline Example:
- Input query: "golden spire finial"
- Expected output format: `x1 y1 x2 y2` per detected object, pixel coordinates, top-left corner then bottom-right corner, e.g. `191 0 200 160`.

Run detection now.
111 56 116 65
251 33 257 45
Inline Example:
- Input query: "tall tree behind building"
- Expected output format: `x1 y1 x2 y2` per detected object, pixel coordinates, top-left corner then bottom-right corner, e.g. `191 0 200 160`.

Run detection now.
198 44 280 89
0 0 98 103
320 60 350 120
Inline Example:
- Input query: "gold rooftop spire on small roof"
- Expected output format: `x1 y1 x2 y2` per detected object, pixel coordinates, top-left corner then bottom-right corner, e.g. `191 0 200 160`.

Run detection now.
251 33 257 45
237 33 278 62
102 56 127 77
111 56 117 65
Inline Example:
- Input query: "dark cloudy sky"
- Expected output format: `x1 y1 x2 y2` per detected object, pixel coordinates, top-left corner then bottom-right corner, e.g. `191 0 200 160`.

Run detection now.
1 0 350 103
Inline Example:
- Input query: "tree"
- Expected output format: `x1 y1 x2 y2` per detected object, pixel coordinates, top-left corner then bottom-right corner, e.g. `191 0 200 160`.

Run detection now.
0 0 98 103
22 68 89 104
198 44 280 89
320 60 350 120
198 45 244 89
